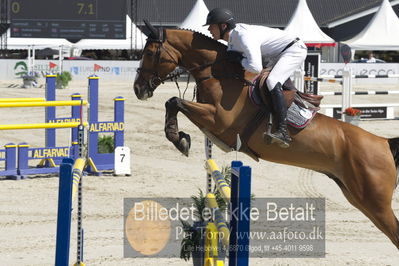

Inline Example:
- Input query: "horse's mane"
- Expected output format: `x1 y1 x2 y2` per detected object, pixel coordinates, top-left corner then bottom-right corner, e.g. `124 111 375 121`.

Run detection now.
174 28 227 51
168 28 243 77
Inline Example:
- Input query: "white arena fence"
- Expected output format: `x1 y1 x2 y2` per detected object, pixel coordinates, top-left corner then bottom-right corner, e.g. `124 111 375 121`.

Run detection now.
295 68 399 121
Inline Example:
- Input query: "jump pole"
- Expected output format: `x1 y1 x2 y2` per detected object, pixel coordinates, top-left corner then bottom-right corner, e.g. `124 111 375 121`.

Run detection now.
76 101 86 266
0 122 88 130
55 101 86 266
204 159 251 266
205 137 213 193
0 100 88 108
0 97 45 102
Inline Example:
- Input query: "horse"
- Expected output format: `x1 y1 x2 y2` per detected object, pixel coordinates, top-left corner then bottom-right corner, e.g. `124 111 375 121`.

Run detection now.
133 22 399 249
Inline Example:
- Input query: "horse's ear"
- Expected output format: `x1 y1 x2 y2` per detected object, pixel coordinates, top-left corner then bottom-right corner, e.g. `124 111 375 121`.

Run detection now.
143 19 159 40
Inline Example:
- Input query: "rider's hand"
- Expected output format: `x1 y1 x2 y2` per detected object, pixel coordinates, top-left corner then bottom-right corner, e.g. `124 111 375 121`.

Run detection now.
226 50 244 64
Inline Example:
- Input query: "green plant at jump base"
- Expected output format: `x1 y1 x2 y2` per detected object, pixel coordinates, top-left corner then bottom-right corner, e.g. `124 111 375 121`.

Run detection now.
56 71 72 88
180 189 207 263
98 135 114 153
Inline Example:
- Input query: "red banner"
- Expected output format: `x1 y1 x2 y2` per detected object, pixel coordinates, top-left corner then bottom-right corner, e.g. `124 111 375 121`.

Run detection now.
49 62 57 69
94 64 102 71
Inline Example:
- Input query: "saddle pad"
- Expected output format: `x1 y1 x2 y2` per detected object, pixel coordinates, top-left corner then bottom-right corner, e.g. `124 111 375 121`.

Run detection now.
287 102 317 128
249 84 317 129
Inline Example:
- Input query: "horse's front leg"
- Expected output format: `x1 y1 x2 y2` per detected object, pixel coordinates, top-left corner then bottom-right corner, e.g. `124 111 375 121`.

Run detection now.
164 96 217 156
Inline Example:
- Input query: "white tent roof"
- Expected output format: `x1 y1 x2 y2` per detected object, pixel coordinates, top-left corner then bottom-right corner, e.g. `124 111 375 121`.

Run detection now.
73 15 147 50
285 0 335 45
179 0 211 37
344 0 399 50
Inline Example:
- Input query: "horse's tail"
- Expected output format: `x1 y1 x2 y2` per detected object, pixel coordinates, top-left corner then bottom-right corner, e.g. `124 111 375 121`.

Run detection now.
388 137 399 188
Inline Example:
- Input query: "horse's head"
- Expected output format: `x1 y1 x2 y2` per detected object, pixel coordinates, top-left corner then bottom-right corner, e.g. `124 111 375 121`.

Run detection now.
134 20 179 100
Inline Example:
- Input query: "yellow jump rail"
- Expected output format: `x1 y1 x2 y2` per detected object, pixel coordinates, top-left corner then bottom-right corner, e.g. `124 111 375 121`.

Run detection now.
0 100 88 108
72 158 86 201
206 159 231 203
206 193 230 248
0 98 46 102
0 122 88 130
204 222 225 266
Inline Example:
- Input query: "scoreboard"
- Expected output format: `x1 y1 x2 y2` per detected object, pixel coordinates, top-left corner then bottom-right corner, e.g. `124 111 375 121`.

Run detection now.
9 0 126 39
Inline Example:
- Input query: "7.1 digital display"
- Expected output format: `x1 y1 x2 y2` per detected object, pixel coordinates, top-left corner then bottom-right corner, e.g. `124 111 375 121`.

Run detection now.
9 0 126 40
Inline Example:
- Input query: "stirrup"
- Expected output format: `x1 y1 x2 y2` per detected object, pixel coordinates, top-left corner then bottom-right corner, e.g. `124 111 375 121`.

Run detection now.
264 131 291 148
263 113 291 148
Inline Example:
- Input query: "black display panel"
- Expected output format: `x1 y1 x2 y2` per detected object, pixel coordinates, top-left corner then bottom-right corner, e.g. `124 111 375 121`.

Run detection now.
9 0 126 39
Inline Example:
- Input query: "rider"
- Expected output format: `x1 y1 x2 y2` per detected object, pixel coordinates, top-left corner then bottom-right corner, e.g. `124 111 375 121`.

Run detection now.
204 8 308 148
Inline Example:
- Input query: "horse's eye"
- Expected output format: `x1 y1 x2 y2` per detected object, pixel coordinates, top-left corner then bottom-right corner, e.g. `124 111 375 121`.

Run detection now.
146 50 154 57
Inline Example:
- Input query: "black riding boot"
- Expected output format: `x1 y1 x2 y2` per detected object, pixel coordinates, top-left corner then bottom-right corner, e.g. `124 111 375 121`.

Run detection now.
264 82 292 148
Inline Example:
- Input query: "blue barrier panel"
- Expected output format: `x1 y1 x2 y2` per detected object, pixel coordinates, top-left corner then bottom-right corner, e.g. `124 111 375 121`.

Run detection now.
55 158 74 266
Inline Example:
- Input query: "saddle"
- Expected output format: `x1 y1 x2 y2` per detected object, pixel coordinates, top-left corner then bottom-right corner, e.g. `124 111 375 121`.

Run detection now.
256 68 323 111
239 69 324 161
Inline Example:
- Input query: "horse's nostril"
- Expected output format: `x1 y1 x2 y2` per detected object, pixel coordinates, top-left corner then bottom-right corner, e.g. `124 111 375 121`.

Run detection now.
134 84 139 95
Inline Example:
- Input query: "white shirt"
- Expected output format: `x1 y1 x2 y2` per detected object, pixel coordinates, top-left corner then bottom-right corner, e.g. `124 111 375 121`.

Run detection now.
227 23 297 73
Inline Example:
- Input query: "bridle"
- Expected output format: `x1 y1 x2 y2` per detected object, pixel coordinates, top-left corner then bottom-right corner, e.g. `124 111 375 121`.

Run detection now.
136 34 179 90
136 31 215 92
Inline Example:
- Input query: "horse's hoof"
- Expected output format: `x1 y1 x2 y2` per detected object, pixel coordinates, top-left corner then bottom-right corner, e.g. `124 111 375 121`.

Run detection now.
178 131 191 157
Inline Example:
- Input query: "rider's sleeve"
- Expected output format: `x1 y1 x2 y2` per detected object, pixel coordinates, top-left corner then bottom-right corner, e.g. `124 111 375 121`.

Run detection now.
237 32 263 74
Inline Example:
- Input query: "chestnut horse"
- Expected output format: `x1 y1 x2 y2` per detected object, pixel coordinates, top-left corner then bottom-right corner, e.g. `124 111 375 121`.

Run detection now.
133 25 399 249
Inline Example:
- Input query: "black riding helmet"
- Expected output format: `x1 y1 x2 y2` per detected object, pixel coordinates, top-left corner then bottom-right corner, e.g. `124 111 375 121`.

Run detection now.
203 8 236 29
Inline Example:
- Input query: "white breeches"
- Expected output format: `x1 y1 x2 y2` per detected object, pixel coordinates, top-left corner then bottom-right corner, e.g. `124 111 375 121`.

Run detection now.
266 41 308 91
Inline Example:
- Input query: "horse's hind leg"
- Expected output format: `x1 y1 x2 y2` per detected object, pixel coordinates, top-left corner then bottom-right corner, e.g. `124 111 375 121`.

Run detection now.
330 174 399 249
338 161 399 249
359 183 399 249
